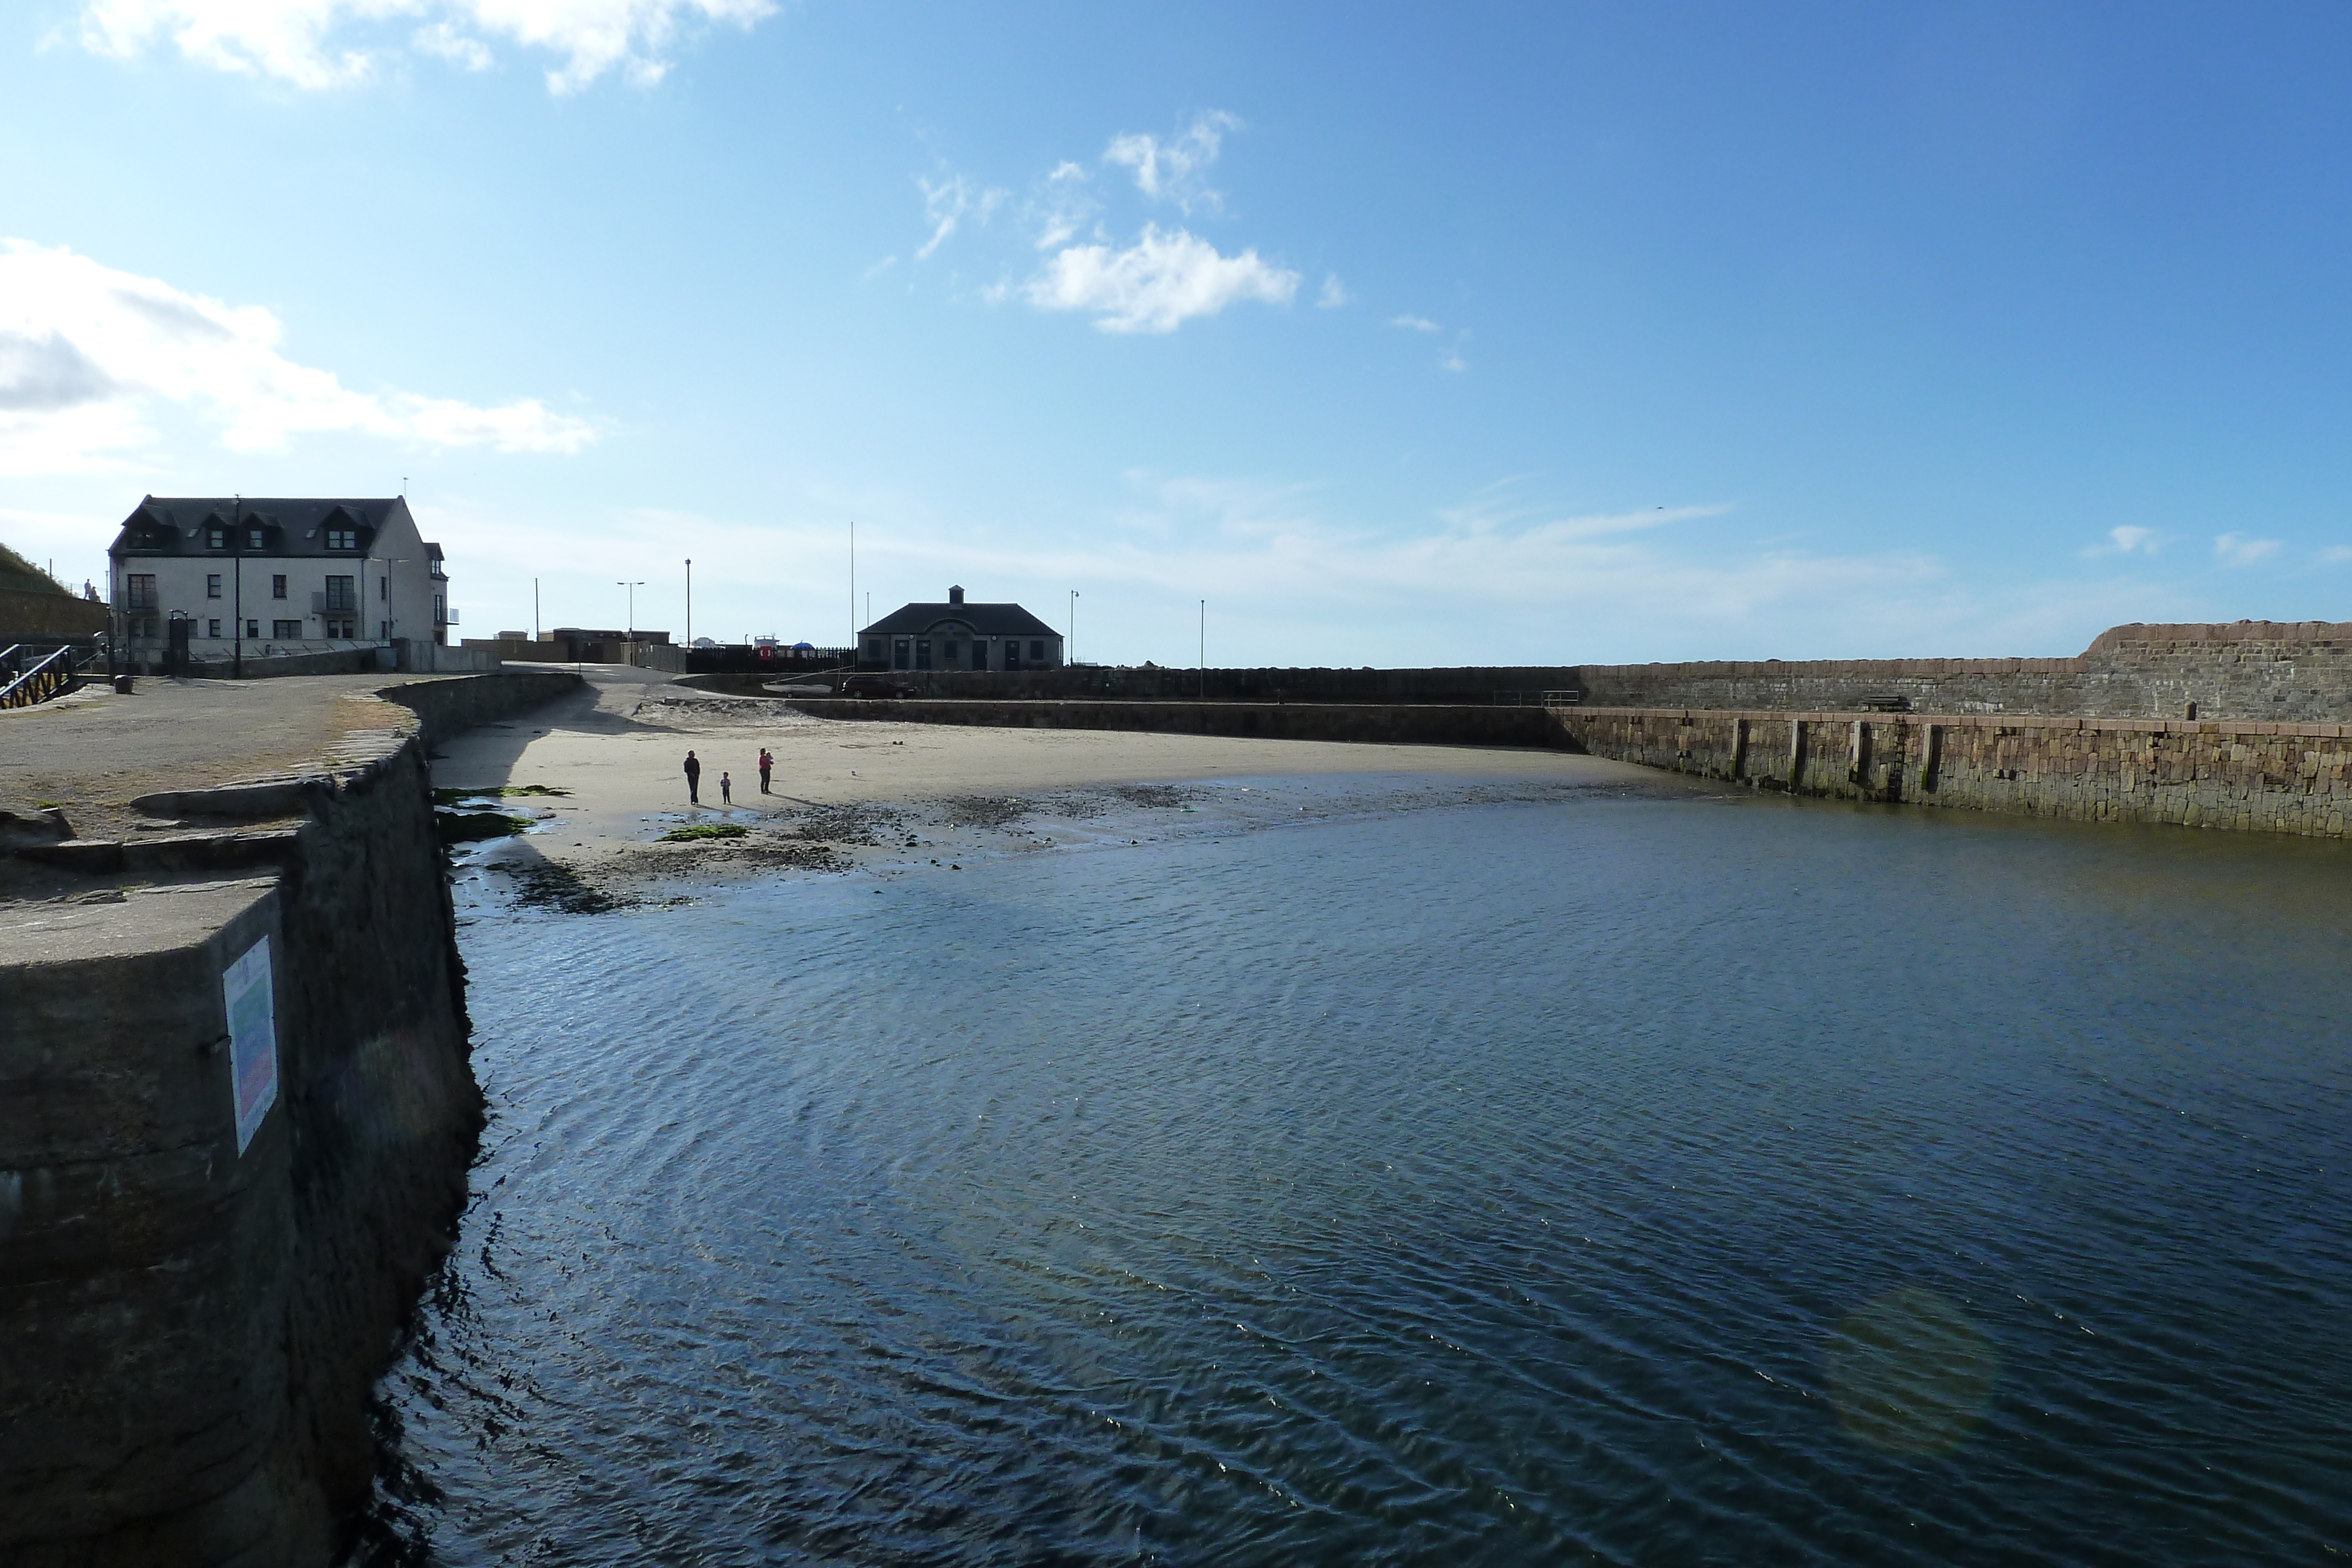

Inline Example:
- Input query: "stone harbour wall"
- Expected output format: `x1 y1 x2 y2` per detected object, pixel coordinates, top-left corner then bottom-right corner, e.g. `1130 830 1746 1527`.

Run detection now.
0 670 582 1566
1576 620 2352 724
1555 706 2352 838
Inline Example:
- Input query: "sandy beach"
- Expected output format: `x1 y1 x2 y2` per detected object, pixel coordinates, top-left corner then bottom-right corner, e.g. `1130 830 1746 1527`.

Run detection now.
433 665 1689 908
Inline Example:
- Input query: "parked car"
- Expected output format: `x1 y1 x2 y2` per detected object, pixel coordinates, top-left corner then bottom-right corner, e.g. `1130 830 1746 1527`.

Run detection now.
839 673 921 698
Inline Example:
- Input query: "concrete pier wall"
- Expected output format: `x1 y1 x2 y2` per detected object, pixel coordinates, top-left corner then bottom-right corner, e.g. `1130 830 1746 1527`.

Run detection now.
1576 620 2352 724
782 696 1565 748
0 670 582 1566
1556 706 2352 838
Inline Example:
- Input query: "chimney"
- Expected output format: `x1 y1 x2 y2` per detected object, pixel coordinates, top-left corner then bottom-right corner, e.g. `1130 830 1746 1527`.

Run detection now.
949 584 965 604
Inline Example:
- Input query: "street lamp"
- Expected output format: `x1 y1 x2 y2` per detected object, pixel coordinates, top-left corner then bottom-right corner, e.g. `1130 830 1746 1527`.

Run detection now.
619 580 644 665
1069 589 1078 666
684 559 692 648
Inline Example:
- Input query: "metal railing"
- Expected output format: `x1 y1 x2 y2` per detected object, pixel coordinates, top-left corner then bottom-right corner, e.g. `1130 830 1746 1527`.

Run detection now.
0 644 84 710
1493 690 1583 707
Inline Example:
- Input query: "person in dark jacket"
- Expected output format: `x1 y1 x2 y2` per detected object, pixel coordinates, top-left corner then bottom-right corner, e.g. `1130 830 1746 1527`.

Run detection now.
757 747 773 794
684 749 701 804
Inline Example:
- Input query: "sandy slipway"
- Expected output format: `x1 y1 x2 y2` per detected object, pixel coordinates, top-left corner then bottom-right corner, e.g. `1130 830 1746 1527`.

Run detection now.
430 666 1693 912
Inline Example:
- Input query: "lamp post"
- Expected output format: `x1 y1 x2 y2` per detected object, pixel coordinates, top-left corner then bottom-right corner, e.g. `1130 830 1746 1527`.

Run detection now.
619 580 644 665
1199 599 1205 700
685 559 693 650
1069 589 1078 667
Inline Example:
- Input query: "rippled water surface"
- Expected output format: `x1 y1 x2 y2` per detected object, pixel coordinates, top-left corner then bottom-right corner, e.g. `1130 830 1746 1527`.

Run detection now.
366 788 2352 1565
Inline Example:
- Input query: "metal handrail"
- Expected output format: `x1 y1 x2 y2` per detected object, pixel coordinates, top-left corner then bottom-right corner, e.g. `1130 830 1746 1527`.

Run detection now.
0 644 78 710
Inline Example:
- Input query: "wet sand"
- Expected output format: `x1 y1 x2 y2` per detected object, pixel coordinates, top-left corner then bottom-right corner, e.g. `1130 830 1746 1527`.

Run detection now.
433 666 1688 908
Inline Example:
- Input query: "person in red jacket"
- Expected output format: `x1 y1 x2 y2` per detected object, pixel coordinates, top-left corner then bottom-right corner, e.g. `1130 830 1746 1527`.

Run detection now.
757 747 773 794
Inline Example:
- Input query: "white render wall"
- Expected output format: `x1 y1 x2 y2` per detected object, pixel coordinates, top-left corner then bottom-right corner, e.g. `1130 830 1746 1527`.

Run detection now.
113 508 450 652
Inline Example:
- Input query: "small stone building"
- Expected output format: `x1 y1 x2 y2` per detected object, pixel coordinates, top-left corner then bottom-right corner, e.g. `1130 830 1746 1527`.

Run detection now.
858 586 1063 671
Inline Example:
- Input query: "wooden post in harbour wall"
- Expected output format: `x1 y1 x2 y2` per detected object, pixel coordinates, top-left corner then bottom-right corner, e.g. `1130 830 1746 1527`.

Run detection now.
1788 718 1807 788
1729 717 1749 781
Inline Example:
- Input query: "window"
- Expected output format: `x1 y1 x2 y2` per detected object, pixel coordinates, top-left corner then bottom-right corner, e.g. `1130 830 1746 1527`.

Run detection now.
433 594 446 623
866 638 883 660
126 574 157 611
893 638 911 670
208 528 226 549
380 577 388 600
915 638 933 670
326 617 355 638
272 574 287 599
207 573 223 599
245 618 259 640
1030 640 1045 662
326 528 356 550
429 558 446 580
246 528 263 550
208 618 222 638
325 575 356 612
272 620 301 638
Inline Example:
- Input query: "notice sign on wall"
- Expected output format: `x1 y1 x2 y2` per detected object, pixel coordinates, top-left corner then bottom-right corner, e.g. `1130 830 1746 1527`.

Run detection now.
222 936 279 1156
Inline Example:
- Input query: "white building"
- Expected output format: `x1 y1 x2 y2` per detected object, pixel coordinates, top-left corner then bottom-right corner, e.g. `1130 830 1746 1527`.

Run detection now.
106 496 452 663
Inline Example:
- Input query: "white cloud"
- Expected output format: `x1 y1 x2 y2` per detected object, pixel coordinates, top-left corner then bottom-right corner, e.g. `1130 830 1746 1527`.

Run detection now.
2079 524 2158 558
0 238 599 475
2214 531 2280 566
1316 274 1348 309
2321 546 2352 564
1441 349 1468 373
916 174 1004 261
75 0 774 93
1023 225 1299 334
1104 111 1239 216
1389 315 1440 332
1031 161 1093 250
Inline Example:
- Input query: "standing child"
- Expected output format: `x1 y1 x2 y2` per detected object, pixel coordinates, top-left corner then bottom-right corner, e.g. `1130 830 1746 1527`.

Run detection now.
720 770 733 805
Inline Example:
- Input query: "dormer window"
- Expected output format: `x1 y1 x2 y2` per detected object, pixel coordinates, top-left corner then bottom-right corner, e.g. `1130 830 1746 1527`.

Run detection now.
429 559 446 580
326 528 357 551
208 528 227 549
246 527 265 550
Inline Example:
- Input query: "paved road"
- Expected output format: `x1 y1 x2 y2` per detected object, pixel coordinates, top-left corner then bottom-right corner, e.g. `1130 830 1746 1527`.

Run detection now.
1 673 430 839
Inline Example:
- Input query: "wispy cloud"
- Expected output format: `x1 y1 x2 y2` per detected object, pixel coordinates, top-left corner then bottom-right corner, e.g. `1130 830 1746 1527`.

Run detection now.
2321 546 2352 564
74 0 773 92
2080 524 2159 557
1104 111 1240 216
916 174 1005 261
1024 225 1298 333
1317 274 1349 309
0 238 599 474
2214 531 2280 566
1389 315 1441 332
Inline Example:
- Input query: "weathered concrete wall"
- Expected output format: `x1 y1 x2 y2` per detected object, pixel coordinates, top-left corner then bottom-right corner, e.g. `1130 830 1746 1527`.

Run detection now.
699 664 1586 704
0 669 582 1565
1576 620 2352 724
1556 706 2352 838
784 697 1564 748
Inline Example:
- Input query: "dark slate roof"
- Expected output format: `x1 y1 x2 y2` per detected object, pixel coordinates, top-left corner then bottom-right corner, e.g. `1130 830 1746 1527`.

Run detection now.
106 496 424 559
861 600 1058 638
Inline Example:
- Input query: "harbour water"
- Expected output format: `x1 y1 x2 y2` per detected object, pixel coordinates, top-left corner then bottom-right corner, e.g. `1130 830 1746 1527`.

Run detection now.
362 784 2352 1564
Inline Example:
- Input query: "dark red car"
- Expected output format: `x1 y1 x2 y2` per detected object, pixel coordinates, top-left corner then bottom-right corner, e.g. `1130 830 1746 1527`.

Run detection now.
838 673 921 698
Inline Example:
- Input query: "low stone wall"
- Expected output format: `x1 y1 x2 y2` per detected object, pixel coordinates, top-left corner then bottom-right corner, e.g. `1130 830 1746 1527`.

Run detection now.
1556 706 2352 838
0 669 580 1564
1576 620 2352 724
742 665 1586 704
380 669 581 753
784 697 1563 748
183 647 387 680
0 587 108 640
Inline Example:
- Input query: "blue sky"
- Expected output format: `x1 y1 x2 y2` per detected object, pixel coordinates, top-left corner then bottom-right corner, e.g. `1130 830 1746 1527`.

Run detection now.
4 1 2349 664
